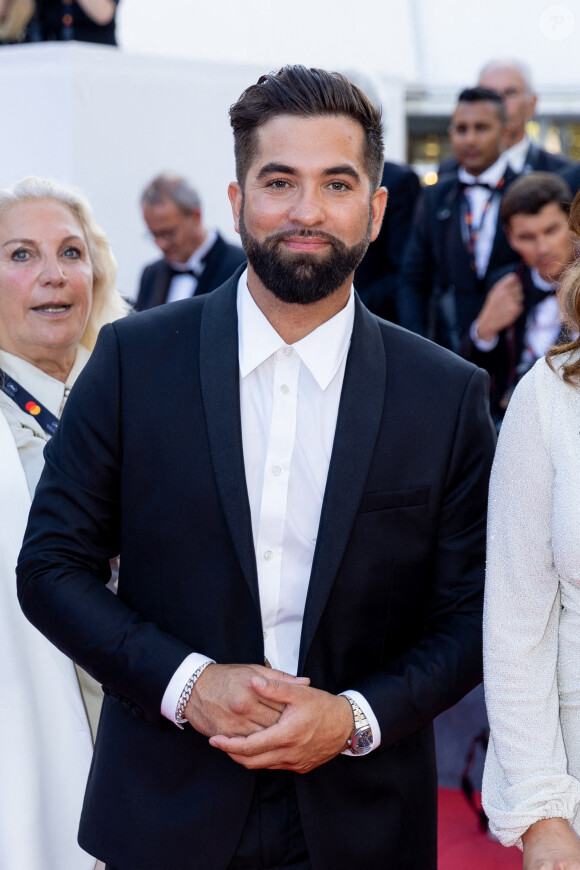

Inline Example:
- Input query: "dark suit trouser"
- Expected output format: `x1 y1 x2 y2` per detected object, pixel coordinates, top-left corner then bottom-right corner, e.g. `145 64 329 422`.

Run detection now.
106 771 310 870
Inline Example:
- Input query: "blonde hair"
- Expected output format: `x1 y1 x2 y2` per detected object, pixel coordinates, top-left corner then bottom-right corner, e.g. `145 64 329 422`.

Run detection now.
0 0 35 42
546 189 580 384
0 176 129 351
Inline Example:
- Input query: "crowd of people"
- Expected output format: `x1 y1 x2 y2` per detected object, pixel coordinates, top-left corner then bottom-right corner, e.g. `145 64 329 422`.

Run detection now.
1 58 580 870
0 0 118 45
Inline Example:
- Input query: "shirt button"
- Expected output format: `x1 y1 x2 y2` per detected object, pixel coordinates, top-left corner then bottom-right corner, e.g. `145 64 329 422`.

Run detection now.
272 465 281 476
283 346 293 356
264 550 273 561
280 384 289 395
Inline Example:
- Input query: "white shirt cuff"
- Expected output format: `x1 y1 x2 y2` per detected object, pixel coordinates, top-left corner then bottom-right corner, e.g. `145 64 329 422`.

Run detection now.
470 319 499 352
340 689 381 755
161 652 215 727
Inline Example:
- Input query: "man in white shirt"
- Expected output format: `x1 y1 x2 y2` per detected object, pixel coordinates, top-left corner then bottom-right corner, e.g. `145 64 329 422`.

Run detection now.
463 171 574 427
18 65 495 870
135 173 245 311
399 87 520 350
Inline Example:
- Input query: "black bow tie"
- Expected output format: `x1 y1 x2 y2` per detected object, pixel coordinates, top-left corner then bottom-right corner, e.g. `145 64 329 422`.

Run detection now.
168 266 199 279
460 180 495 191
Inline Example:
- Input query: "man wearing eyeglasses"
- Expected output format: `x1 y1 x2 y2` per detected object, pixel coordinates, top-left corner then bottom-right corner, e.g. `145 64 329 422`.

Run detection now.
135 173 246 311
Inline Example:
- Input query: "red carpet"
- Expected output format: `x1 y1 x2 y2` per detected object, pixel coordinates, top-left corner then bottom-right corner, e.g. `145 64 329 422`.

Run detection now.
438 788 521 869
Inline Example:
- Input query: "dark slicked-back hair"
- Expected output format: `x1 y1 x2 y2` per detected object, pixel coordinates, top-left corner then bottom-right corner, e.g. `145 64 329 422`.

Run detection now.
501 171 572 225
456 86 507 124
229 65 384 191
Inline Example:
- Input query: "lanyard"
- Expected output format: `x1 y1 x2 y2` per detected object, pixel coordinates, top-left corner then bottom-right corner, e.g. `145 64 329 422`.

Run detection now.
0 368 59 437
463 177 505 271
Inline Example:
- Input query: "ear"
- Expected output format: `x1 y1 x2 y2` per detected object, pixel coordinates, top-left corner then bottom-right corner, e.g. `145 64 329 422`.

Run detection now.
228 182 243 235
369 186 388 243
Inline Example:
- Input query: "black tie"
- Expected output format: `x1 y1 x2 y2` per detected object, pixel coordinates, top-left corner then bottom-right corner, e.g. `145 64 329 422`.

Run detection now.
168 266 198 279
459 180 494 191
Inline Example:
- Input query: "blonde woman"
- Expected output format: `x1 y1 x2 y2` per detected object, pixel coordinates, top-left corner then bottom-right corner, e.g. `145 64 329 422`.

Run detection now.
483 192 580 869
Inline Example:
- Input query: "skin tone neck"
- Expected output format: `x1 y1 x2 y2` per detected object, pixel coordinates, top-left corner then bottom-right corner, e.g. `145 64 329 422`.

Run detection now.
245 270 352 345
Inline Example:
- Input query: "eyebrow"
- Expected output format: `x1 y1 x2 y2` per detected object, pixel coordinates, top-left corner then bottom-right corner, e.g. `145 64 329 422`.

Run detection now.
255 162 361 183
2 234 86 247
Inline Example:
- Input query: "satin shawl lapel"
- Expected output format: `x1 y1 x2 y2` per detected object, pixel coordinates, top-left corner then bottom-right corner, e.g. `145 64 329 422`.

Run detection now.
199 275 260 611
298 299 386 673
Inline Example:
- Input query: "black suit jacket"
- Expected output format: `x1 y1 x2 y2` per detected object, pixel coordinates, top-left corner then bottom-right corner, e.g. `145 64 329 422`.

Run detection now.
562 162 580 198
17 273 495 870
439 141 570 176
134 231 246 311
354 161 420 322
397 167 521 350
461 265 565 426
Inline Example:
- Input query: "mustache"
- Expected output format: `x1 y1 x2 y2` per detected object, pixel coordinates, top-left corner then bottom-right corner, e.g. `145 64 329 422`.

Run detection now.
264 228 344 248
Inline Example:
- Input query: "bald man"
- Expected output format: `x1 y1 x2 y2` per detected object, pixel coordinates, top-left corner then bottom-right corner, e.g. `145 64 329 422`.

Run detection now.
440 60 570 176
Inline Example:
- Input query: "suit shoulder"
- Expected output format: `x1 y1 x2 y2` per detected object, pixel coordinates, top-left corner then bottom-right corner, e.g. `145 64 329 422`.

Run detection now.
111 294 207 345
381 161 419 189
377 318 484 386
139 257 166 277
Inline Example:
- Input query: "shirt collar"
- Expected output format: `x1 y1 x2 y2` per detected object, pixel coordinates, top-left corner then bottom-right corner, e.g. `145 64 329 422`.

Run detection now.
237 270 355 390
531 267 558 291
458 154 508 188
503 135 530 174
0 344 90 417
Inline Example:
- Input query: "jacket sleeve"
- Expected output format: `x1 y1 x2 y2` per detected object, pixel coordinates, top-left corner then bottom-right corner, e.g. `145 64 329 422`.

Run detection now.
352 365 495 748
397 188 436 336
17 324 194 724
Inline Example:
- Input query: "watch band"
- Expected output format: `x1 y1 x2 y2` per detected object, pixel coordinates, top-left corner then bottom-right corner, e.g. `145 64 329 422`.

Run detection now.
345 695 373 754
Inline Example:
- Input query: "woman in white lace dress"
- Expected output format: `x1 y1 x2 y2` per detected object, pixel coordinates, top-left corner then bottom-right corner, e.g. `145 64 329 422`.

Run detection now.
483 193 580 869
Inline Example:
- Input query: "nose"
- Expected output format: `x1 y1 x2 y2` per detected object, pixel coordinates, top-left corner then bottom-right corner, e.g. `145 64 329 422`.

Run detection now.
287 185 325 226
535 236 551 258
40 254 66 285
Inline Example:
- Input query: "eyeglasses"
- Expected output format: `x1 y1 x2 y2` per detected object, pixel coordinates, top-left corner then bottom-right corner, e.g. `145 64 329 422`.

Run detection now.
144 227 180 243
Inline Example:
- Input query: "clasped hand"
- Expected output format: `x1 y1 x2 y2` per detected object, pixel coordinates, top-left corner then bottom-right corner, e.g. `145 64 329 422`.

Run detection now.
184 663 353 773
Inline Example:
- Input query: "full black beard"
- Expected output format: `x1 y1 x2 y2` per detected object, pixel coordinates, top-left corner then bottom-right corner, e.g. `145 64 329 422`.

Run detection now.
239 207 373 305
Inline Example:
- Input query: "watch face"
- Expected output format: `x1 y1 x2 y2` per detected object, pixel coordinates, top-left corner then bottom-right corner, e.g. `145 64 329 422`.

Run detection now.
352 726 373 754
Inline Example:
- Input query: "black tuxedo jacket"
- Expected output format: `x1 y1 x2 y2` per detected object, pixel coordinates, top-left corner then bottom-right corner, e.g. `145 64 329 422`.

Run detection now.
134 231 246 311
354 161 420 322
439 141 570 176
562 162 580 198
461 265 565 426
17 272 495 870
397 167 521 350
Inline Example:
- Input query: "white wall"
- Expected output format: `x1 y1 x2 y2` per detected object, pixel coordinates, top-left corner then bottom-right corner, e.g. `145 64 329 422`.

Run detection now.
0 43 405 301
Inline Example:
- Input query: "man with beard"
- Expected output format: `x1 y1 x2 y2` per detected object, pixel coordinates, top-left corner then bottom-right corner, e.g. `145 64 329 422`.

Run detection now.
17 66 495 870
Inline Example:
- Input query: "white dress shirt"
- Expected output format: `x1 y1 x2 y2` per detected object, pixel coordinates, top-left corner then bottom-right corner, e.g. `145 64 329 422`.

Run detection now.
162 272 380 751
165 229 218 303
458 155 508 279
503 135 530 175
